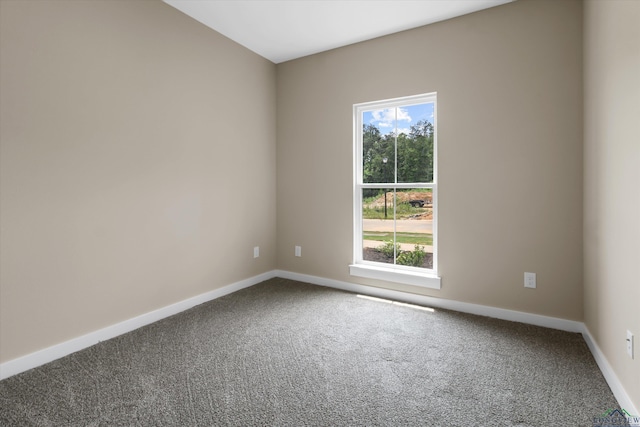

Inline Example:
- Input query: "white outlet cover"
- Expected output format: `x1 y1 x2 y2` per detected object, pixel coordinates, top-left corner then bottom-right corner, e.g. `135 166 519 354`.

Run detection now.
295 246 301 257
627 330 634 359
253 247 259 258
524 272 536 289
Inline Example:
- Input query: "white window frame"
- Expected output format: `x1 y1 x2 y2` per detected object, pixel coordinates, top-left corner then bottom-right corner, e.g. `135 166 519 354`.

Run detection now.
350 93 441 290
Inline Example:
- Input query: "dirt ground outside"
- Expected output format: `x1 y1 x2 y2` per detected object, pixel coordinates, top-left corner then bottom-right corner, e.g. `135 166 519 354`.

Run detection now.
365 191 433 220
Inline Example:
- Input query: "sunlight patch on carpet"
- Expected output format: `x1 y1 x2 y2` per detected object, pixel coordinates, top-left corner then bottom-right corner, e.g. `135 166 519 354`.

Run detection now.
356 294 435 312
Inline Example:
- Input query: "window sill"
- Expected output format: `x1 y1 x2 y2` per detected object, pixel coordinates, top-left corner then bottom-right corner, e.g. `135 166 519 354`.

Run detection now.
349 264 441 290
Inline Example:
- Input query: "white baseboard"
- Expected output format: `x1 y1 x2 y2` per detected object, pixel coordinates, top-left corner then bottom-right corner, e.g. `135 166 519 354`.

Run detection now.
2 269 636 415
275 270 584 332
581 326 639 416
0 270 277 381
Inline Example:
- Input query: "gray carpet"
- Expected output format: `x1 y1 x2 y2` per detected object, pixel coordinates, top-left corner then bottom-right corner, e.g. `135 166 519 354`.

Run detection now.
0 278 621 426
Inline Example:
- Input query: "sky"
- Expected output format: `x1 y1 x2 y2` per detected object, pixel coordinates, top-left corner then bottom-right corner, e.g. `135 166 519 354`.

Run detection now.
363 102 434 136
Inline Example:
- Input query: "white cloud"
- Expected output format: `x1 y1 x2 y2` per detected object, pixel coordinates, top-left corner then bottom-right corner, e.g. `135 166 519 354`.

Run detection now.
370 108 412 130
396 108 412 122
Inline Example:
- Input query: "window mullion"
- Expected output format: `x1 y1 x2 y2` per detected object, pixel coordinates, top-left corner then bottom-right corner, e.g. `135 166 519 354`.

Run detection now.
393 106 398 264
393 188 398 264
360 183 434 190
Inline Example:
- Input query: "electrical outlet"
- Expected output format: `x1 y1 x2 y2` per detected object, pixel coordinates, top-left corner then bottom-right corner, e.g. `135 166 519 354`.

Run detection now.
253 246 259 258
524 272 536 289
295 246 301 257
627 330 634 359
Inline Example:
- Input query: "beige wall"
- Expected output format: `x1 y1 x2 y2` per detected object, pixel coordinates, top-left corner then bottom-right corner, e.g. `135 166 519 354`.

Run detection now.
0 0 637 407
584 0 640 408
0 0 277 363
277 0 584 320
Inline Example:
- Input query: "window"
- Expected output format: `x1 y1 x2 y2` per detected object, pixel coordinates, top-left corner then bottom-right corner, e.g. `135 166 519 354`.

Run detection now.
350 93 441 289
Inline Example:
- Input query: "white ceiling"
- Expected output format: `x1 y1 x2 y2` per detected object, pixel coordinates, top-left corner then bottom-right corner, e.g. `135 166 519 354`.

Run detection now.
163 0 514 64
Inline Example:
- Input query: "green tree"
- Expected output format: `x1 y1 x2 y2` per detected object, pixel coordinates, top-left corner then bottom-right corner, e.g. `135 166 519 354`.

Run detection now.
363 119 433 187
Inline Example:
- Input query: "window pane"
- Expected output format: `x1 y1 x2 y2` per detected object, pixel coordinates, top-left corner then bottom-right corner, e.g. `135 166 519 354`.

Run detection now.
361 188 433 269
397 103 435 184
362 188 395 264
362 111 394 184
